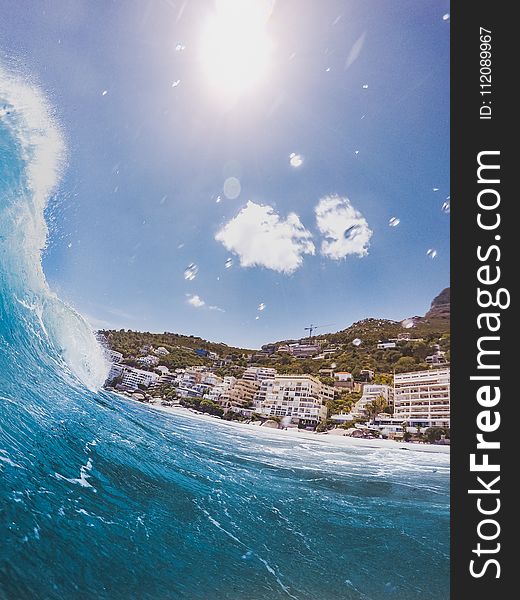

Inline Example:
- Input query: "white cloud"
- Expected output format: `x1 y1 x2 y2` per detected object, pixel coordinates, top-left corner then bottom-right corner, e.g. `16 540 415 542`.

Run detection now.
186 294 205 308
315 195 372 260
186 294 224 312
208 304 225 313
215 201 315 274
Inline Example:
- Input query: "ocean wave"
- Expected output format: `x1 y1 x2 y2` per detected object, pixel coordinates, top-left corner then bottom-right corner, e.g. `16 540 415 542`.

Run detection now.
0 62 108 390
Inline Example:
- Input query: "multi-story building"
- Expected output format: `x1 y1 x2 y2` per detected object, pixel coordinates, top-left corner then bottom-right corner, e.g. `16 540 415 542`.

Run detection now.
106 363 125 383
288 344 321 358
205 376 237 404
121 367 159 390
256 374 334 427
351 384 394 416
154 346 170 357
333 371 354 390
106 349 123 364
425 351 448 365
242 367 277 382
360 369 375 382
393 368 450 429
219 378 260 410
136 355 160 368
377 342 396 349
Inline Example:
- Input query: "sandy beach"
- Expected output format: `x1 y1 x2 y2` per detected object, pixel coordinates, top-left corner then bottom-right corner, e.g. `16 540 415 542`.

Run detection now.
111 392 451 455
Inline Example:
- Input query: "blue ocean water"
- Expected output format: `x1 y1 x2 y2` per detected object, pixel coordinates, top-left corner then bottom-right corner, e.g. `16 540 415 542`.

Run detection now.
0 65 450 599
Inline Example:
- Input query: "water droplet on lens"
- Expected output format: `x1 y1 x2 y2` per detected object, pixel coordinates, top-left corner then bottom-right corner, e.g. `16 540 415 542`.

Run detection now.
289 153 303 168
258 303 266 311
354 150 359 155
325 67 331 72
255 316 260 320
171 80 181 88
433 187 439 192
101 90 108 96
175 42 186 52
442 200 450 213
184 263 199 280
362 84 369 89
389 216 400 227
443 13 450 21
426 249 437 259
225 258 233 269
223 177 241 200
352 338 362 346
215 195 222 204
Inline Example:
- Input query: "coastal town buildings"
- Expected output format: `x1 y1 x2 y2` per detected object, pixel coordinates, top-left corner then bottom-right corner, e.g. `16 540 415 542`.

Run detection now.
120 367 159 390
219 378 260 412
288 343 321 358
333 372 354 390
205 376 237 404
393 367 450 429
255 374 334 427
351 384 394 416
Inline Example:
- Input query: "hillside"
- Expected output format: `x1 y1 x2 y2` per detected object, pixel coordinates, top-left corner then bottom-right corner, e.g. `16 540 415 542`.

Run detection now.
424 287 450 322
100 288 450 379
98 329 252 370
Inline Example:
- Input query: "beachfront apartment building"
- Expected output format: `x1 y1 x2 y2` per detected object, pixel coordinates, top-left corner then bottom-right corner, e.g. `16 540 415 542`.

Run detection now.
219 378 260 411
256 374 334 427
351 384 394 417
393 368 450 429
204 376 237 404
120 367 159 390
107 362 125 383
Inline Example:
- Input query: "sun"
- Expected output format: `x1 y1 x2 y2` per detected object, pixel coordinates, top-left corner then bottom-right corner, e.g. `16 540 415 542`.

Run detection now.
199 0 274 102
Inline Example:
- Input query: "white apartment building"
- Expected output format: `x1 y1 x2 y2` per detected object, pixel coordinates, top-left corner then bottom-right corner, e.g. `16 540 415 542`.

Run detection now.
154 346 170 356
205 376 237 404
107 363 125 383
334 372 353 382
377 342 396 349
136 355 160 368
393 368 450 429
352 384 394 416
121 367 159 390
288 344 321 358
106 349 123 364
242 367 277 382
256 374 334 427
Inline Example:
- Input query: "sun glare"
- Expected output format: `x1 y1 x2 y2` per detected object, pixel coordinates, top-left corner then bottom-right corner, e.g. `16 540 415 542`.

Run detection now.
199 0 274 102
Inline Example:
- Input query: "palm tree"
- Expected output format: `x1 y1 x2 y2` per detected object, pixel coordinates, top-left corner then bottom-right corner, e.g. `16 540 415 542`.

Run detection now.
365 395 387 421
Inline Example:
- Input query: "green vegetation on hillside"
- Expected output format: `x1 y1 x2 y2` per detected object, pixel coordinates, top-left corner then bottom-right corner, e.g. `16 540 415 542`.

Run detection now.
98 329 251 370
99 298 450 380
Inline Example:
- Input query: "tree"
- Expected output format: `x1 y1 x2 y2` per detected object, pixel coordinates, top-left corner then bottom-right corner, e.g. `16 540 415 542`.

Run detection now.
365 395 388 421
394 356 416 373
424 427 450 443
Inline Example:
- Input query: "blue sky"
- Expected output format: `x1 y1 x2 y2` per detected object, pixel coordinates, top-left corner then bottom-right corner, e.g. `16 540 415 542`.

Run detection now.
1 0 450 349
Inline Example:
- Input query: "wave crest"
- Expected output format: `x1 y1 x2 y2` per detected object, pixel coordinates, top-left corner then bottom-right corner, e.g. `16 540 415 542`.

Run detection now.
0 63 108 390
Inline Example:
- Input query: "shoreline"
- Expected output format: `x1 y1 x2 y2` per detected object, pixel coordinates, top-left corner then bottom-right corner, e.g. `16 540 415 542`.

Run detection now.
109 391 450 455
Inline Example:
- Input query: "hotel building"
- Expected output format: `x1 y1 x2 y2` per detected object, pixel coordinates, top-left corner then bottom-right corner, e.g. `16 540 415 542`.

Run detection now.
256 374 335 427
393 368 450 429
